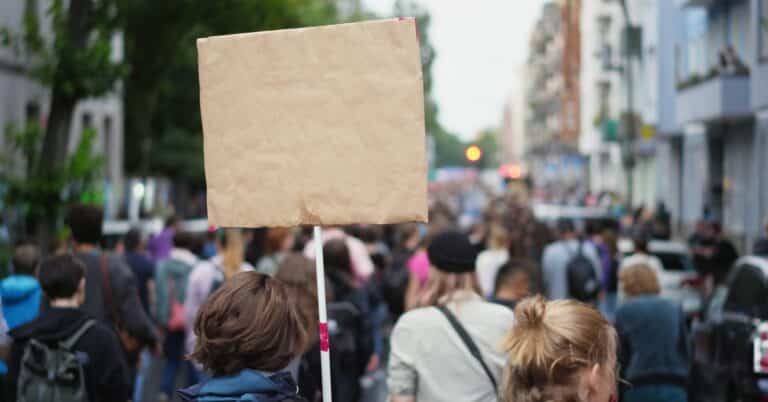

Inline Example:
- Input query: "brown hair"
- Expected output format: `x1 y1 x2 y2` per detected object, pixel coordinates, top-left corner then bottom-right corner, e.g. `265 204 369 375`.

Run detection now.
190 271 308 375
620 263 661 297
265 227 292 254
488 224 510 250
503 296 617 402
415 268 481 308
275 253 319 348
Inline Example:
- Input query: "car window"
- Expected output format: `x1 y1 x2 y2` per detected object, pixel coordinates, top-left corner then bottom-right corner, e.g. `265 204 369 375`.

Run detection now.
653 252 694 272
724 264 768 319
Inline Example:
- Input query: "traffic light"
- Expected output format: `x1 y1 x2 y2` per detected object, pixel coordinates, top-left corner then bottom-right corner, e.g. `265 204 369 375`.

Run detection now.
465 145 482 163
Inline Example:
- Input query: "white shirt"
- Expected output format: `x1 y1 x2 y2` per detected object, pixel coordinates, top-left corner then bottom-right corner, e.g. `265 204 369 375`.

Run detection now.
475 249 509 298
388 291 514 402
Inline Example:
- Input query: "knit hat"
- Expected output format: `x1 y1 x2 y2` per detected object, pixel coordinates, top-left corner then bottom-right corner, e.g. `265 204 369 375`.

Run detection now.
427 230 478 274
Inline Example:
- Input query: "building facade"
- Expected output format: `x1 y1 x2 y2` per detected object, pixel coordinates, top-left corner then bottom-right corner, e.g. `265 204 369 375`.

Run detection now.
580 0 626 197
500 65 528 164
670 0 768 250
525 0 586 198
0 0 124 219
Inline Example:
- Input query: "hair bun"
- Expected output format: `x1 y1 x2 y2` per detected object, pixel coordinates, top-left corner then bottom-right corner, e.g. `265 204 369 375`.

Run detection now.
514 296 547 328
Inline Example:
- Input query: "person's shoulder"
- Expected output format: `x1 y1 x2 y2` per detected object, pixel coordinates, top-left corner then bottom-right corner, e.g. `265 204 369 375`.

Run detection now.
394 306 442 330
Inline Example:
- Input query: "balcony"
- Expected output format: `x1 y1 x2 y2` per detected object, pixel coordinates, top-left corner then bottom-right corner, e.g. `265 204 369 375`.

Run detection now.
675 0 717 8
676 73 751 126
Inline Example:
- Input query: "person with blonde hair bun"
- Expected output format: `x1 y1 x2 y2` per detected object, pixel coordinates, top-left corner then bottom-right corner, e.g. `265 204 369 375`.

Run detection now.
503 296 618 402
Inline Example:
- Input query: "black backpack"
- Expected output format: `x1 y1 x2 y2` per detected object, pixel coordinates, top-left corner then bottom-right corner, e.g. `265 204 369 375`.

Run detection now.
565 241 600 302
17 320 95 402
298 301 367 402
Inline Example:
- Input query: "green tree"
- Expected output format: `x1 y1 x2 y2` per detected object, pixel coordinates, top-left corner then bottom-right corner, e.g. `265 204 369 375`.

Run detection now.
394 1 468 167
120 0 338 184
1 0 120 246
475 129 500 168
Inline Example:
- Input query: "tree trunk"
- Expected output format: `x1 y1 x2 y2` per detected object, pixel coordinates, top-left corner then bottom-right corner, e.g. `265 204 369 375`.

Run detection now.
32 0 93 251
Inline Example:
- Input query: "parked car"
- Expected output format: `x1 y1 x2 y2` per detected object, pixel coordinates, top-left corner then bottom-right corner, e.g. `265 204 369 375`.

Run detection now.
690 256 768 402
619 239 703 316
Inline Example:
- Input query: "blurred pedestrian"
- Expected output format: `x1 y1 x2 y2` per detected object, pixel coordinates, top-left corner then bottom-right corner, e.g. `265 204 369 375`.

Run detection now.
388 230 513 402
304 226 374 283
754 220 768 257
475 224 510 298
155 231 199 400
184 229 254 370
383 223 423 319
255 227 294 276
618 232 663 304
65 204 157 367
489 258 534 310
502 296 617 402
323 239 376 402
708 223 739 286
1 240 42 330
7 255 131 402
616 264 689 402
178 272 307 401
121 229 155 402
652 201 672 240
122 229 154 316
404 235 431 311
541 218 601 301
147 216 180 262
273 254 317 384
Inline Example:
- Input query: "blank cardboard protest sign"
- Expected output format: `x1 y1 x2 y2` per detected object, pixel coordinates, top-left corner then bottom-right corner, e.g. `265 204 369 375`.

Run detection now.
197 19 428 228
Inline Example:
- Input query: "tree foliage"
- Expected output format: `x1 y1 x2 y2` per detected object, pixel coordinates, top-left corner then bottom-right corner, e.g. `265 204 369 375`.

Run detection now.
120 0 339 184
394 0 471 168
1 0 118 243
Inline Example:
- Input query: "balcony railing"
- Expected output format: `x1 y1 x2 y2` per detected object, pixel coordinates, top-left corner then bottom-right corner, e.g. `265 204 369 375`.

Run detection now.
676 73 751 125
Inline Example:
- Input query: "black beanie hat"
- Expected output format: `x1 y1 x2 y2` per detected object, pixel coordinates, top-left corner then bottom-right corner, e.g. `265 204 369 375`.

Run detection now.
427 230 478 274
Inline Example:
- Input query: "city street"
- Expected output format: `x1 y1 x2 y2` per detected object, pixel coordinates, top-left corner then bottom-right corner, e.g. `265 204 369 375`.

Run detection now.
2 0 768 402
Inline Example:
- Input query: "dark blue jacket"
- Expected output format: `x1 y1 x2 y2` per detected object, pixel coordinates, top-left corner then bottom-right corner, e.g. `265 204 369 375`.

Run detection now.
177 369 304 402
615 295 689 387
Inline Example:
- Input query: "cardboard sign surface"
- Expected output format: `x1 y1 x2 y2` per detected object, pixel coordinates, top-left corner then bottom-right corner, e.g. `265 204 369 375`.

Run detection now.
198 19 427 227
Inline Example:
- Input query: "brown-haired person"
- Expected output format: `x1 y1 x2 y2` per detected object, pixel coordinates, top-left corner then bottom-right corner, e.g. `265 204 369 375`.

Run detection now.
615 264 689 402
388 230 513 402
273 254 318 382
503 296 618 402
178 271 308 401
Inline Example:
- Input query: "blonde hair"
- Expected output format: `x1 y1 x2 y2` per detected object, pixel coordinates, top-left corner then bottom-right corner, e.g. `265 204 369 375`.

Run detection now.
503 296 617 402
619 263 661 297
489 224 510 250
220 229 245 279
415 268 481 308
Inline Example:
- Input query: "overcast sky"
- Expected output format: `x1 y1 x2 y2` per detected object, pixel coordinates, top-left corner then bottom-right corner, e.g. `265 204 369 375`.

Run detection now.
362 0 549 140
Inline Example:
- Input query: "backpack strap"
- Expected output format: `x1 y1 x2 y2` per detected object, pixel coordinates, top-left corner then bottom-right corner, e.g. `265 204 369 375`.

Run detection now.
60 319 96 350
436 305 498 391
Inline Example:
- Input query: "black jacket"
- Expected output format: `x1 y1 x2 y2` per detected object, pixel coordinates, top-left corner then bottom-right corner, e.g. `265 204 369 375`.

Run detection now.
75 251 157 346
7 307 132 402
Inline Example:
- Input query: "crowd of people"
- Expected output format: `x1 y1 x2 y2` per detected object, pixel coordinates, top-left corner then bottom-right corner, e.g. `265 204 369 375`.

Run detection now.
0 194 761 402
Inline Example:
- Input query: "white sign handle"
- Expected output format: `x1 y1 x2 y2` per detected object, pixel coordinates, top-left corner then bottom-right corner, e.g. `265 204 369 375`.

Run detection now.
313 226 333 401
